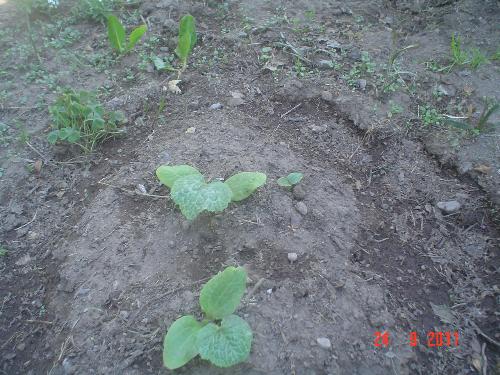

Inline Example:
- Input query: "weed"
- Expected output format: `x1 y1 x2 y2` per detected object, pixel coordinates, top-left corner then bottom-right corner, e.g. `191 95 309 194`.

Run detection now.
387 101 403 118
450 34 468 66
491 48 500 61
77 0 115 22
107 15 147 54
293 57 307 77
445 35 488 72
277 172 303 188
0 246 7 257
163 266 252 369
469 48 488 70
47 89 125 153
445 98 499 135
259 47 273 63
345 52 376 87
420 105 443 126
156 165 266 220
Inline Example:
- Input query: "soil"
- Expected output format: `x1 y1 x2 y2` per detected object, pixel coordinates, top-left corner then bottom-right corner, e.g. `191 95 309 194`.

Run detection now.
0 0 498 374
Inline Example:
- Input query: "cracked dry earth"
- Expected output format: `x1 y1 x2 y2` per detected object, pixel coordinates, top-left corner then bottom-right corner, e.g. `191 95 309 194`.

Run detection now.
0 0 499 374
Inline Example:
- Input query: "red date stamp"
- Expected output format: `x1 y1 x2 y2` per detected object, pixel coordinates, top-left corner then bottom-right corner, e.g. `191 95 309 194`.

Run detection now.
374 331 459 348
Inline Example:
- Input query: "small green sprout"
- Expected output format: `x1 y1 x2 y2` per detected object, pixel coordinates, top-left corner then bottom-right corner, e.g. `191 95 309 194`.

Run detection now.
277 172 303 188
107 15 147 54
163 266 252 369
156 165 266 220
0 246 7 257
175 15 197 74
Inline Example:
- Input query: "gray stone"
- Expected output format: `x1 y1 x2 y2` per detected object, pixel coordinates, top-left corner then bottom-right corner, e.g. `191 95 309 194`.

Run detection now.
227 97 245 107
316 337 331 349
309 124 328 133
210 102 223 110
292 185 306 200
326 39 342 50
356 79 367 90
317 60 333 69
437 200 461 214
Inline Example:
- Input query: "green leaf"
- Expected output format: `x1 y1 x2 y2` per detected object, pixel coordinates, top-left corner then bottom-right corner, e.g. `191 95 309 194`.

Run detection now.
196 315 252 368
170 175 233 220
107 15 126 53
175 14 196 65
58 127 71 140
224 172 267 202
127 24 147 51
152 56 175 71
277 172 303 187
47 130 59 144
163 315 202 370
67 129 81 143
445 119 470 130
156 164 202 189
199 266 247 319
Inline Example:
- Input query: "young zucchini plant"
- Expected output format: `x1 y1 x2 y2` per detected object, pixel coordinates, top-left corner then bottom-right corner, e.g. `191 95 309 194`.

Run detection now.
156 165 266 220
107 14 147 54
162 14 196 93
163 266 252 369
277 172 303 188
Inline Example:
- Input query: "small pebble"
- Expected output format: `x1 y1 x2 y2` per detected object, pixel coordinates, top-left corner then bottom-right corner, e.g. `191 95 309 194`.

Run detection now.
292 185 306 200
210 102 223 110
136 184 147 194
287 252 298 263
356 79 367 90
266 288 273 294
227 97 245 107
316 337 331 349
437 200 461 214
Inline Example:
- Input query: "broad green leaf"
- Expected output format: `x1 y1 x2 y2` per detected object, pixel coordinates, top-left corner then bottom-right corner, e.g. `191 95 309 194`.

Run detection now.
152 56 175 71
175 14 196 65
107 15 126 53
67 129 81 143
199 266 247 319
287 172 303 184
171 174 233 220
47 130 59 144
163 315 202 370
156 165 202 188
224 172 267 202
277 172 303 187
127 24 147 51
58 127 71 140
196 315 252 368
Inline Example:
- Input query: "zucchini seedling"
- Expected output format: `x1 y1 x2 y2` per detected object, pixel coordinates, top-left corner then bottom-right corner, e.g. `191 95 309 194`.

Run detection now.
163 266 252 369
107 14 147 54
277 172 303 188
156 165 266 220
